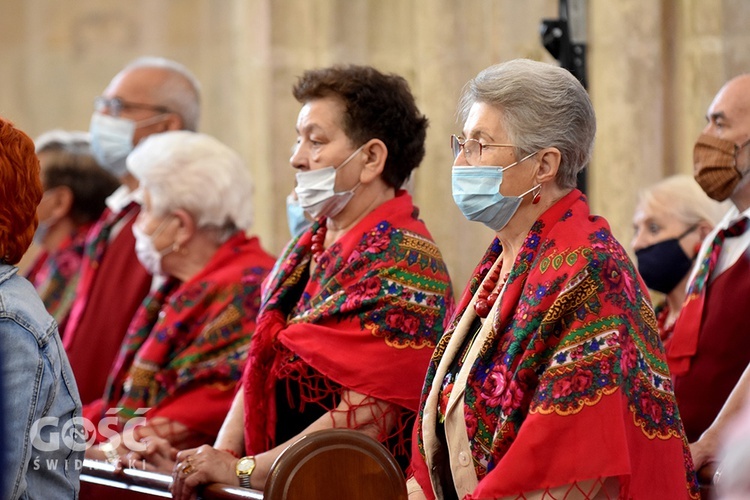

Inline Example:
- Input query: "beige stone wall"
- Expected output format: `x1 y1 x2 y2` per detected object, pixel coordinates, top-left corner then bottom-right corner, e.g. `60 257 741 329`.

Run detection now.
2 0 748 292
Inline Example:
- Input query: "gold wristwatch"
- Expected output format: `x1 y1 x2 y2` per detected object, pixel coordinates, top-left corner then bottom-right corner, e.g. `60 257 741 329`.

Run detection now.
235 456 256 488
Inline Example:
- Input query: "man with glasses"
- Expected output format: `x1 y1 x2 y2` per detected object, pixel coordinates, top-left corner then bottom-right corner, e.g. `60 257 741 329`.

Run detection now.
63 57 201 406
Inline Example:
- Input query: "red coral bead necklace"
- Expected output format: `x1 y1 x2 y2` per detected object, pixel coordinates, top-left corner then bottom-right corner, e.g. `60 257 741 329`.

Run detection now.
311 222 328 262
474 263 509 318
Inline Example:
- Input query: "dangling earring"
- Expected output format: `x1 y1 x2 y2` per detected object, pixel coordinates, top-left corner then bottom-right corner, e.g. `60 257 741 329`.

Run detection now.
532 188 541 205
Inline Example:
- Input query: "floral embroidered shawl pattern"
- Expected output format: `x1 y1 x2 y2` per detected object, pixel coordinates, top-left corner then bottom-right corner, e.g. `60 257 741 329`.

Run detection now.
102 233 274 423
25 223 92 333
412 190 699 499
243 191 454 455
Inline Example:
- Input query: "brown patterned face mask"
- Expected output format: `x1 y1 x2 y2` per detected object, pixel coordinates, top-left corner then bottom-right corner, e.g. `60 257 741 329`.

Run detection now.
693 133 750 201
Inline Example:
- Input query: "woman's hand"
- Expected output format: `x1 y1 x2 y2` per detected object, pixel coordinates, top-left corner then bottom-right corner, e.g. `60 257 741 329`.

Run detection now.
170 445 239 500
406 476 428 499
690 435 718 471
122 435 178 473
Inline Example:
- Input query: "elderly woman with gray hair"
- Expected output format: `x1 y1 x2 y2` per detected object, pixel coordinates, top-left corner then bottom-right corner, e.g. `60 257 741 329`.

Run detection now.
25 130 119 333
83 131 275 463
408 59 699 499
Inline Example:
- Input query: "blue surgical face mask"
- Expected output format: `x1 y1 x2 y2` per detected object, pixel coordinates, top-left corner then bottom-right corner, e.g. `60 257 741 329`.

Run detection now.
89 111 167 178
286 193 312 238
89 112 136 177
33 217 54 246
451 152 539 231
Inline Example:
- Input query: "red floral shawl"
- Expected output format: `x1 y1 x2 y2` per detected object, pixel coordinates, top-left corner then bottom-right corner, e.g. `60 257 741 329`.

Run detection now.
411 190 699 499
25 223 91 333
101 233 275 427
243 191 454 455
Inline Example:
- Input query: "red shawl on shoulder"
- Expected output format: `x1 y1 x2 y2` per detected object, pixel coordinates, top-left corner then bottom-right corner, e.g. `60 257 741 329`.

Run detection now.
90 233 274 440
411 190 698 499
243 191 454 455
25 223 92 333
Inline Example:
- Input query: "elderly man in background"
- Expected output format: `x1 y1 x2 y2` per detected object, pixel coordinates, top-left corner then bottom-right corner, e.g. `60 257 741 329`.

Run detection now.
672 75 750 476
63 56 201 405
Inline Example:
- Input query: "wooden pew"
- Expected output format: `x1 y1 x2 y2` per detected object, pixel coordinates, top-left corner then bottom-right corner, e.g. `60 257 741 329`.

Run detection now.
265 428 407 500
80 428 406 499
83 432 710 499
80 459 262 499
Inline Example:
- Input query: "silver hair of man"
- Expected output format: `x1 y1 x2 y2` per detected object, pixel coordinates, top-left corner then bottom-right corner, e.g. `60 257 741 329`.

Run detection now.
458 58 596 189
117 56 201 132
126 131 254 242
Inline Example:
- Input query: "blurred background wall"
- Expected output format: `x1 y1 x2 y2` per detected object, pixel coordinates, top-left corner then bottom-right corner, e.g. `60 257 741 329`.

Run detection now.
1 0 748 290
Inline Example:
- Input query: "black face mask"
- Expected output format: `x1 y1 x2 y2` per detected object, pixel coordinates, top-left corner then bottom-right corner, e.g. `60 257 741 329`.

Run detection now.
635 226 697 294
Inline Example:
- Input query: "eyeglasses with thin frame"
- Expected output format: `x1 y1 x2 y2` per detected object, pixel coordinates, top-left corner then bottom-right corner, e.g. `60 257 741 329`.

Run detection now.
450 135 515 163
94 96 171 118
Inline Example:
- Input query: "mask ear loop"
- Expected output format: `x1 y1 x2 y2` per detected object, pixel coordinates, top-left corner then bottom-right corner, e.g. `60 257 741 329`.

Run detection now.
677 224 701 261
677 224 699 241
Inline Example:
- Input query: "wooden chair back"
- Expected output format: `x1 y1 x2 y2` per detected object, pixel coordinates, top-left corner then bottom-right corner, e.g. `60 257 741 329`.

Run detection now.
264 429 407 500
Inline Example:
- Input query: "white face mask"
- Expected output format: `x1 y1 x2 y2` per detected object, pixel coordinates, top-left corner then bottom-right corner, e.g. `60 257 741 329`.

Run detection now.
132 217 174 276
294 145 364 219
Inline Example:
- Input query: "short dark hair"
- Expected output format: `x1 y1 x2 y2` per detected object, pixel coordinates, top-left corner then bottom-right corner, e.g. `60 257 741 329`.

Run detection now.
292 65 428 189
40 147 120 225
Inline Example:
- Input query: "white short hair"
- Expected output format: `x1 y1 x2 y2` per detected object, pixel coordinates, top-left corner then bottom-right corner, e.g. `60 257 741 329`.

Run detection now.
127 131 254 237
637 174 729 227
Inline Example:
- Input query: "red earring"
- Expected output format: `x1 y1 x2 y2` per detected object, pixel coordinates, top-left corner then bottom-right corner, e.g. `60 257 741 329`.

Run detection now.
532 190 541 204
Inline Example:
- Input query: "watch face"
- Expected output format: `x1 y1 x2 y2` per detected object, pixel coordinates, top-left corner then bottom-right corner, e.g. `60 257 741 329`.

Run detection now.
237 457 255 474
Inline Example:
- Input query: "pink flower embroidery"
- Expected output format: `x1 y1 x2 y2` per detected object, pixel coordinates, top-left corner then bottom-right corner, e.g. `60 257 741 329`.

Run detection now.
385 309 405 330
620 333 638 375
481 364 510 407
342 276 381 310
360 231 390 254
552 378 573 399
569 344 586 361
501 379 524 413
401 314 420 336
570 369 594 393
639 393 662 424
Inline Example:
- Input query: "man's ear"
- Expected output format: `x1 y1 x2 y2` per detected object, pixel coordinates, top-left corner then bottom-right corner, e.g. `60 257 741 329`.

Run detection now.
163 113 185 132
534 147 562 184
359 139 388 184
